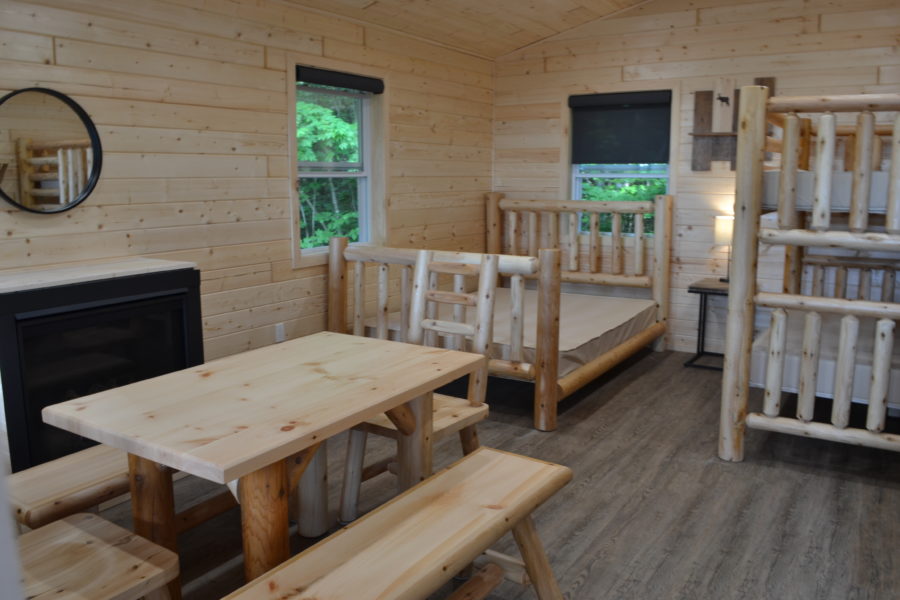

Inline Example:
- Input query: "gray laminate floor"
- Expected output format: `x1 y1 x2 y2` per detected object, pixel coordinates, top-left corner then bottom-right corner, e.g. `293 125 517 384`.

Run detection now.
101 350 900 599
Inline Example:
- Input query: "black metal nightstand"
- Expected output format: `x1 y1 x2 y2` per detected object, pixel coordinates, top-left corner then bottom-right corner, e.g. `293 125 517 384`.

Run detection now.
684 277 729 370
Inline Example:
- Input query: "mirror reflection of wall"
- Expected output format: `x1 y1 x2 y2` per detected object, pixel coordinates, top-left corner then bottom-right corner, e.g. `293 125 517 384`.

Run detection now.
0 88 101 214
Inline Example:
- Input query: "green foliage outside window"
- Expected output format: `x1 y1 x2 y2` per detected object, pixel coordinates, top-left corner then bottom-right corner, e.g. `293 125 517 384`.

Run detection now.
296 86 365 249
578 176 666 234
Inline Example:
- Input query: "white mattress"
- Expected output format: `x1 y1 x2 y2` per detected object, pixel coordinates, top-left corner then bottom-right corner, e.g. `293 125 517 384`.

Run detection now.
763 171 890 213
750 310 900 409
365 288 658 379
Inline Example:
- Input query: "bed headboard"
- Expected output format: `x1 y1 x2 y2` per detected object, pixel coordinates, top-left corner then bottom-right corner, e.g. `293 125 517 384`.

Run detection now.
485 193 672 330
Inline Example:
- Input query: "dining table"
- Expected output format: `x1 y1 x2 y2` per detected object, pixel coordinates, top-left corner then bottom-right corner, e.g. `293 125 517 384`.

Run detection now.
43 331 485 597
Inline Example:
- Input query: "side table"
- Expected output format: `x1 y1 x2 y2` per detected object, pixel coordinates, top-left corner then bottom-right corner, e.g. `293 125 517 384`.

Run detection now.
684 277 729 370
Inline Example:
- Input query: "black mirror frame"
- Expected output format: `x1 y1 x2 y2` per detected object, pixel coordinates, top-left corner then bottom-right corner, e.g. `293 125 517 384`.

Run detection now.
0 87 103 214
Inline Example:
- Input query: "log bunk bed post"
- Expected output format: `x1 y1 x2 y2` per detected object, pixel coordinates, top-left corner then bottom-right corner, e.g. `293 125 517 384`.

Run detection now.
719 87 900 461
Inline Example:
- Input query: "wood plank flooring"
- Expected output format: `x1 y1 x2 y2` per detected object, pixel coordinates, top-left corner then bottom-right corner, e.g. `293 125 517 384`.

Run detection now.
100 350 900 599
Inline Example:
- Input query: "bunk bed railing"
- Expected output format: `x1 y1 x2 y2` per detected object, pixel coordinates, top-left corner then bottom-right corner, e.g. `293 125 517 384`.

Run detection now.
720 86 900 461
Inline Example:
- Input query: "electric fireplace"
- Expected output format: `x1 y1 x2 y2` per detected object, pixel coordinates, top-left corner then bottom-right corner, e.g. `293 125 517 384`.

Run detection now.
0 259 203 472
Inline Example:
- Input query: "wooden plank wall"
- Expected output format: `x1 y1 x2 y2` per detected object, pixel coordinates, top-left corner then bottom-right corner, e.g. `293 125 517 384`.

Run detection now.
493 0 900 353
0 0 493 359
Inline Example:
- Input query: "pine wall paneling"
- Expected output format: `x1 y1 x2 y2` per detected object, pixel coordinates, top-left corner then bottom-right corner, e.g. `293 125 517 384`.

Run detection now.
494 0 900 353
0 0 494 359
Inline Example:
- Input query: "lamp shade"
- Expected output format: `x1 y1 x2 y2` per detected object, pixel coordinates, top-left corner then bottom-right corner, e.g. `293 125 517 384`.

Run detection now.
714 215 734 246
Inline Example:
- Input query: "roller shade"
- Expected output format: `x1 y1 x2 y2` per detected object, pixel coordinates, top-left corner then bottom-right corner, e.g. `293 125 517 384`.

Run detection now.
570 90 671 164
296 65 384 94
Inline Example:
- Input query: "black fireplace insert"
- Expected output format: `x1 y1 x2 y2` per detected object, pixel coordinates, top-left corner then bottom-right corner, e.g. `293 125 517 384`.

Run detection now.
0 268 203 472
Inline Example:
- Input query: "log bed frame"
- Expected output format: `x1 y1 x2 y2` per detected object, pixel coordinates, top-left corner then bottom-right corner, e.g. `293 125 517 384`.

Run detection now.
327 194 672 431
720 87 900 461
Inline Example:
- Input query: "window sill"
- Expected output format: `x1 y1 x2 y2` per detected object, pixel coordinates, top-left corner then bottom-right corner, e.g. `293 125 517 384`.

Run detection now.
296 246 329 269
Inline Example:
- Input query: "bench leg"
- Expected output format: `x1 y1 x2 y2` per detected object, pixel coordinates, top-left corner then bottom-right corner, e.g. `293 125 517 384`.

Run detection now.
128 454 181 600
339 429 367 523
512 515 563 600
298 445 329 537
239 460 290 581
458 424 480 455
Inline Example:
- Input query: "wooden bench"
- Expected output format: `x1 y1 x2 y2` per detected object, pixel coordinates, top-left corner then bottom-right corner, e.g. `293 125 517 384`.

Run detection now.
19 512 179 600
8 444 238 532
8 445 130 529
225 447 572 600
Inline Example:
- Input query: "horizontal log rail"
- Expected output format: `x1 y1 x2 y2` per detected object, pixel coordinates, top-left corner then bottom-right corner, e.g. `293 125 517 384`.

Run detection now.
498 198 653 214
759 228 900 253
768 93 900 113
746 414 900 453
755 292 900 319
345 244 538 276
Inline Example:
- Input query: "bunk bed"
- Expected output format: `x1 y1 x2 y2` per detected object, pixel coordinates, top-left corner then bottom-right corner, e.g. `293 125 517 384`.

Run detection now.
720 87 900 461
327 195 672 431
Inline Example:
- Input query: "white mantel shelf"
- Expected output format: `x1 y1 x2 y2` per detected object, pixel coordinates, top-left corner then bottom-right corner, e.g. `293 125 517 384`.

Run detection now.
0 258 198 294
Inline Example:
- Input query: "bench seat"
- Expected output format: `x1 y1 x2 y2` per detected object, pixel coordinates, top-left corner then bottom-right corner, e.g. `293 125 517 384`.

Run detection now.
8 445 130 529
19 512 179 600
359 393 489 441
226 447 571 600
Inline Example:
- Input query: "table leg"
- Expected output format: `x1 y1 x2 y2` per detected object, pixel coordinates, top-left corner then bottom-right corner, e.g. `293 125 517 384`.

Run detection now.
298 445 329 537
128 454 181 600
238 460 290 581
396 392 433 492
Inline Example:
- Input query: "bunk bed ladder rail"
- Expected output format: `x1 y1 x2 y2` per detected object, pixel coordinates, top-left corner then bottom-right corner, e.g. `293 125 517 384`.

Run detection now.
720 86 900 461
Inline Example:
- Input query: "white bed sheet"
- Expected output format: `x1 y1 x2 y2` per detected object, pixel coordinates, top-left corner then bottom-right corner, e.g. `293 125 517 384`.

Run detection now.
365 288 658 379
750 310 900 409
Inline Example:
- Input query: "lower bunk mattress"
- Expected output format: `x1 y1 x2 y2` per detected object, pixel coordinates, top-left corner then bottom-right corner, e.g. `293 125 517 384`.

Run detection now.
750 310 900 410
367 288 659 379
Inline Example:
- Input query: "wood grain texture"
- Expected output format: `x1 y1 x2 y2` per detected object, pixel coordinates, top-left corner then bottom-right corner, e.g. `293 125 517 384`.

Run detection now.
19 513 179 600
0 0 494 360
44 332 483 483
222 447 571 600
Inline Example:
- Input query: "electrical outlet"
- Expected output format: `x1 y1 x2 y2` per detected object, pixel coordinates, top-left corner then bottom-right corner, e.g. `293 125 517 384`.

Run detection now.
274 322 286 343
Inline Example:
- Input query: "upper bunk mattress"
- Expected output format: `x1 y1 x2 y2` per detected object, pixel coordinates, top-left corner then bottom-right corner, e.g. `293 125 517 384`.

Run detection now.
763 171 890 213
365 288 658 379
750 310 900 410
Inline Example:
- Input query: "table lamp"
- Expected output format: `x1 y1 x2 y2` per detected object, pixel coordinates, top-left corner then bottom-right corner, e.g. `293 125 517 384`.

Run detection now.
714 215 734 283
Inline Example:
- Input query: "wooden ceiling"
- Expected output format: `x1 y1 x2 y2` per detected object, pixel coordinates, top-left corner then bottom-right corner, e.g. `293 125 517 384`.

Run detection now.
281 0 649 58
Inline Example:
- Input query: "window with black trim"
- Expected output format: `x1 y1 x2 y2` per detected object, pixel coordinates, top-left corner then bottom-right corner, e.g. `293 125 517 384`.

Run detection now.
570 90 672 234
295 66 384 249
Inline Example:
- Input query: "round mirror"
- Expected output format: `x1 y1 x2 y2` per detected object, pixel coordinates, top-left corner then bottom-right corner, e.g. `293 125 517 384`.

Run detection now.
0 88 102 214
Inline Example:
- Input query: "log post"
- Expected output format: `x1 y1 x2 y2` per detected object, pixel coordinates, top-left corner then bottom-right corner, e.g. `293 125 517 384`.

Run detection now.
719 86 767 462
797 311 821 422
763 308 787 417
239 460 290 581
866 319 895 432
298 445 329 537
511 515 564 600
129 454 181 600
327 237 348 333
830 314 859 429
849 111 874 232
652 195 672 351
888 114 900 235
486 193 503 253
812 112 836 231
534 248 561 431
779 115 803 295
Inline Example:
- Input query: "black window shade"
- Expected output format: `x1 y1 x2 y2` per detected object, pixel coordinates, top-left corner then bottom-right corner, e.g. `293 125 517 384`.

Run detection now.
570 90 671 164
296 65 384 94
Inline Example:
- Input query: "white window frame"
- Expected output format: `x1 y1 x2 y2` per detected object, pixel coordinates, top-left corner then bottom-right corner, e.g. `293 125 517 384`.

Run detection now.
287 56 388 268
570 163 669 235
296 85 373 246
